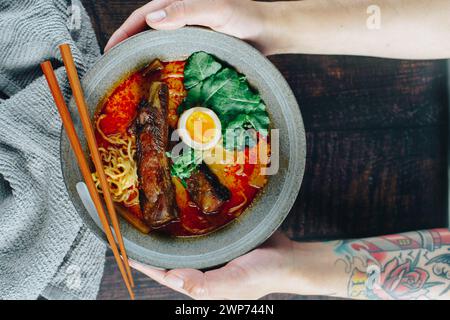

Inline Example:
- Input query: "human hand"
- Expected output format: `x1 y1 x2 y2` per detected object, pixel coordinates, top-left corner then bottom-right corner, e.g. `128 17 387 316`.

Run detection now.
104 0 283 55
129 232 301 299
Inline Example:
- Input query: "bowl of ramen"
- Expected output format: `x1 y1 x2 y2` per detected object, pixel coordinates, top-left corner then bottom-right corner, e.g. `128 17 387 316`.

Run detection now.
61 27 306 269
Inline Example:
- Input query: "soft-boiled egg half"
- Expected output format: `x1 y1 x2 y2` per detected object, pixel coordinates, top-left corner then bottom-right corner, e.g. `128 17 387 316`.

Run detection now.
178 107 222 150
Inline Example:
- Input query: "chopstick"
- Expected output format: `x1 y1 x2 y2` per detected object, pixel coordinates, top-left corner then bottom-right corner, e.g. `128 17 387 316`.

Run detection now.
40 61 135 300
58 44 135 288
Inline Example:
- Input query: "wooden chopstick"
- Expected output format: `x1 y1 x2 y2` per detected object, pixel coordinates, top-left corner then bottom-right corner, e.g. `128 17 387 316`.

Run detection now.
40 61 135 300
58 44 135 288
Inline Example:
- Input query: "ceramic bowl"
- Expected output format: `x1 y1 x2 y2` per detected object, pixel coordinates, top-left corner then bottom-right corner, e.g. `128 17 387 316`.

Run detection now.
61 27 306 269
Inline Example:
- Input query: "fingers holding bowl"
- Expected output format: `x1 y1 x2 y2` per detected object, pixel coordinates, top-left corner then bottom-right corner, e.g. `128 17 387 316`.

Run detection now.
129 259 227 299
129 259 191 297
105 0 233 51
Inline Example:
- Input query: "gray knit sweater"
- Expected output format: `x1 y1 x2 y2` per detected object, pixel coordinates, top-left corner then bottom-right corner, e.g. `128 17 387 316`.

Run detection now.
0 0 106 299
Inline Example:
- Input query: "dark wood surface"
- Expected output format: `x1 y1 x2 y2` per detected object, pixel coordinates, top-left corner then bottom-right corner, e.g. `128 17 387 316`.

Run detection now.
81 0 449 300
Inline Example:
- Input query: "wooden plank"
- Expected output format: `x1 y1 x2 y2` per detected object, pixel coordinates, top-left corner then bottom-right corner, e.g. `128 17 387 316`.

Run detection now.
269 55 448 130
284 127 446 241
82 0 149 50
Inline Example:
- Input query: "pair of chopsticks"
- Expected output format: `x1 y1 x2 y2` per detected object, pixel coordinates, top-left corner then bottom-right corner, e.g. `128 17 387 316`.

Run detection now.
41 44 135 299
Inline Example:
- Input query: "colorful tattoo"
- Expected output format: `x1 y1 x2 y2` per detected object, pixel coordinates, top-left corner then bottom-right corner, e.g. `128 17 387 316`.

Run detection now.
335 229 450 300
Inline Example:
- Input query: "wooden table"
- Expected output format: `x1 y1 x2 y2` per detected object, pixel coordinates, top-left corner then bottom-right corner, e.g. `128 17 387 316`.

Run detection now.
81 0 449 300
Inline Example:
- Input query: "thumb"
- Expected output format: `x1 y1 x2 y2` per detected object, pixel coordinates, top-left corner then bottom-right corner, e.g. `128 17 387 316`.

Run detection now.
145 0 232 31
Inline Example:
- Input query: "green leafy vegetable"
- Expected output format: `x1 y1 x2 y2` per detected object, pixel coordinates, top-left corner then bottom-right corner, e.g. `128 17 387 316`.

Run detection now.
223 126 258 150
183 51 222 89
180 52 270 150
228 112 270 132
166 148 202 186
222 114 268 149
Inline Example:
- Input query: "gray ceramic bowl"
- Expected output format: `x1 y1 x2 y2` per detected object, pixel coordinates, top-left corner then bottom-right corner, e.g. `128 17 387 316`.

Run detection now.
61 27 306 269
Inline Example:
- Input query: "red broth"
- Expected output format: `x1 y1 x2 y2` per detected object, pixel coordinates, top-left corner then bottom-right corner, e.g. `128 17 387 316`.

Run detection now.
95 61 269 237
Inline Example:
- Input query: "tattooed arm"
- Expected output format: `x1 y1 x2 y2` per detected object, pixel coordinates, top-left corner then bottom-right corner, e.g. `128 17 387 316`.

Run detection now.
130 229 450 299
285 228 450 300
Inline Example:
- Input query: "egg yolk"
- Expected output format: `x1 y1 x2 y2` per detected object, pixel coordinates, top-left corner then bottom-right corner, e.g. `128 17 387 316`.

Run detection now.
186 111 217 144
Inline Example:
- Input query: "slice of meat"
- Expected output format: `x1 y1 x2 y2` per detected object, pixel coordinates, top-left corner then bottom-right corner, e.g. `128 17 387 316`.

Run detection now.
142 59 164 78
136 82 177 228
186 163 231 214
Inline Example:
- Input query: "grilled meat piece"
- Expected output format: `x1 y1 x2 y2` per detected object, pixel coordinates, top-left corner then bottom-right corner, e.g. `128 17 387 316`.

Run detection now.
136 82 177 228
142 59 164 77
186 163 231 214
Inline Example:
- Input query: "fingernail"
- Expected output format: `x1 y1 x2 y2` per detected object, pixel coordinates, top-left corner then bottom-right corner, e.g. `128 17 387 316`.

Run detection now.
164 274 184 289
128 260 144 271
128 259 145 269
147 10 167 23
129 259 165 271
128 259 138 267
